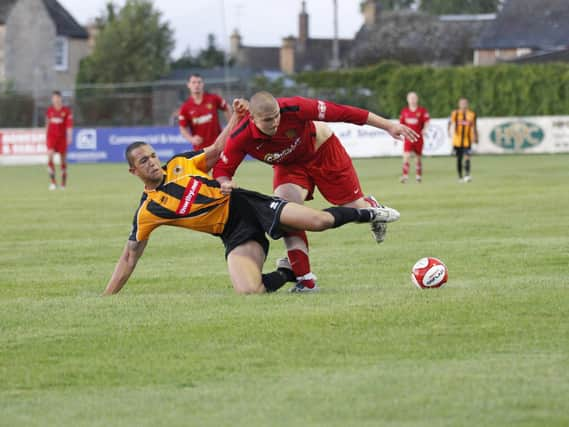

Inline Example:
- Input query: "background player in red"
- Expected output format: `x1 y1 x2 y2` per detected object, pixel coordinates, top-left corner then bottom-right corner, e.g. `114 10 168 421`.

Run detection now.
399 92 430 183
178 74 231 148
45 90 73 190
214 92 418 292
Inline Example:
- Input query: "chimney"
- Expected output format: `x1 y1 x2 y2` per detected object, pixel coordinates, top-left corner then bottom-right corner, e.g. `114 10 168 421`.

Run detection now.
280 36 297 75
362 0 382 29
230 29 242 57
298 0 309 52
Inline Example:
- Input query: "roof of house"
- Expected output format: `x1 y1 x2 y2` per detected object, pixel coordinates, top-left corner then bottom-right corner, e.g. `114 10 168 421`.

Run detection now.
351 10 490 66
43 0 88 39
475 0 569 49
0 0 87 38
504 46 569 64
295 38 354 71
159 66 255 84
235 46 281 72
0 0 18 24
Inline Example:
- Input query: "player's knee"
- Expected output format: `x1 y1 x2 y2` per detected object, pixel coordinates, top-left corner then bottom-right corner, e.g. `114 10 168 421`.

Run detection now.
233 281 265 294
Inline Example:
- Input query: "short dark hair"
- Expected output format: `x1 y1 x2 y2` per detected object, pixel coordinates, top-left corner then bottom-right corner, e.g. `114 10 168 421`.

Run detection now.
125 141 149 167
52 90 62 97
188 73 202 80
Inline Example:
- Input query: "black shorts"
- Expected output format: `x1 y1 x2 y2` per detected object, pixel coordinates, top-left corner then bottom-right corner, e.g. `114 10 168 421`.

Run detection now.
454 147 472 156
220 188 288 258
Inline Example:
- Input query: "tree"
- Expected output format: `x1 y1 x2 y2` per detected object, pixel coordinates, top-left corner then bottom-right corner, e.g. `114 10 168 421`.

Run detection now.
77 0 174 84
196 34 226 68
170 47 200 70
170 34 227 70
360 0 414 11
420 0 500 14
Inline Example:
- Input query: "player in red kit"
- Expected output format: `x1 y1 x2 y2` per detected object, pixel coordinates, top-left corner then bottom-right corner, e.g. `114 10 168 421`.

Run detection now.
45 91 73 190
178 74 231 149
399 92 430 183
214 92 418 292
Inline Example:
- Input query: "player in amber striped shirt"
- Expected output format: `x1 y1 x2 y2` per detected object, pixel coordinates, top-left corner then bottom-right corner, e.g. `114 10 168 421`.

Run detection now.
103 109 400 295
448 98 478 183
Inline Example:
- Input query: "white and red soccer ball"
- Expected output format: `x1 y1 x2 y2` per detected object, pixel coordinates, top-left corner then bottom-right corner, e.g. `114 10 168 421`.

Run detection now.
411 257 448 289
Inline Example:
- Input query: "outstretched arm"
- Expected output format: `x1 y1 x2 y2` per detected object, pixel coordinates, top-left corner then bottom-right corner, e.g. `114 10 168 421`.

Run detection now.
204 99 249 171
366 112 419 142
103 240 148 295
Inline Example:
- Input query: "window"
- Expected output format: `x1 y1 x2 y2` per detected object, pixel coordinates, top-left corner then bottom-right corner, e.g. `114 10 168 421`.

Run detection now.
54 37 68 71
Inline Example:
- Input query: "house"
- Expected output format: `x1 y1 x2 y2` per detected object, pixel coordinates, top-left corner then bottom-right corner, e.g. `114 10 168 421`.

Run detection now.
230 0 497 72
474 0 569 65
0 0 90 95
230 0 354 74
351 0 495 66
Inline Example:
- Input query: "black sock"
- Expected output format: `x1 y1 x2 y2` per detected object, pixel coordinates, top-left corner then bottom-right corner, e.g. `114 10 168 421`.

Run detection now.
323 207 372 228
456 154 463 178
262 268 295 293
465 159 471 175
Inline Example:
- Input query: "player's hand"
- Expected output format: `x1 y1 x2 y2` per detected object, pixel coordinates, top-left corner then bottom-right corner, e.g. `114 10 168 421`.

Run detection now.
388 123 419 142
233 98 249 118
192 135 204 146
220 180 238 195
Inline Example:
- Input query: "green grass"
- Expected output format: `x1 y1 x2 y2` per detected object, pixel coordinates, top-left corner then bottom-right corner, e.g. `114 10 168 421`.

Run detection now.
1 154 568 426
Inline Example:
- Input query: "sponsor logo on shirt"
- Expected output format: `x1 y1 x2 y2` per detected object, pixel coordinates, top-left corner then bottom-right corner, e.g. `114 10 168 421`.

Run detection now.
317 100 327 120
285 129 297 138
263 137 301 163
50 117 64 124
192 114 213 125
176 178 202 215
405 117 419 125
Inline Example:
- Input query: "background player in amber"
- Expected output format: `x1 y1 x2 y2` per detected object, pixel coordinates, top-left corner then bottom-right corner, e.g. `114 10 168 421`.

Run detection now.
399 92 430 183
45 91 73 190
449 97 478 183
178 74 231 148
102 108 400 296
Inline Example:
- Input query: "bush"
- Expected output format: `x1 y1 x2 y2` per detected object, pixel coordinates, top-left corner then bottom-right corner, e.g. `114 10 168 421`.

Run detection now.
295 62 569 118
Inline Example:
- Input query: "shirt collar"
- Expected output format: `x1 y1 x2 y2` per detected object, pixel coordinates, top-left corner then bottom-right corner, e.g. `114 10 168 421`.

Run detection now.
249 119 272 140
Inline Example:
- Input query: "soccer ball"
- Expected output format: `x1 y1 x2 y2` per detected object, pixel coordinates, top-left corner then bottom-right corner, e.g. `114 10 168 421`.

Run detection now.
411 257 448 289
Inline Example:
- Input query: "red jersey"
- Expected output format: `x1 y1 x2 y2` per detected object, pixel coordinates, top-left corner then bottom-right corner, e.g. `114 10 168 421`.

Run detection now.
46 106 73 142
213 97 368 180
399 106 429 143
178 92 228 148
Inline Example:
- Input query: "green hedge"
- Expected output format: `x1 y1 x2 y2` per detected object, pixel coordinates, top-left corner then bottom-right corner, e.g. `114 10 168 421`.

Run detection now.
295 62 569 118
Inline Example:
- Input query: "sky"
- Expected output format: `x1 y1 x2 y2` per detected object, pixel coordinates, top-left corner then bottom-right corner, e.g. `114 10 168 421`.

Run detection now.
58 0 364 58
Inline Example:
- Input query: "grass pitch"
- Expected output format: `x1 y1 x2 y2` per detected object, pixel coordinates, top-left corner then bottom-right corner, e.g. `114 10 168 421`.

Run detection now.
1 154 568 426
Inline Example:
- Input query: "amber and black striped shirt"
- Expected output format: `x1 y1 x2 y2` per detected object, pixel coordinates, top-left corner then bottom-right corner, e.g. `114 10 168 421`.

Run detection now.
129 150 230 242
450 109 477 148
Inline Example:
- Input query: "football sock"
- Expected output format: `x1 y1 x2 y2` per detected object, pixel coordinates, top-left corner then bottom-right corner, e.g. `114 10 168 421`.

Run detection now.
288 248 316 288
61 162 67 187
416 158 422 177
262 269 294 293
48 160 56 184
456 154 463 178
465 159 471 176
402 161 410 177
323 207 373 228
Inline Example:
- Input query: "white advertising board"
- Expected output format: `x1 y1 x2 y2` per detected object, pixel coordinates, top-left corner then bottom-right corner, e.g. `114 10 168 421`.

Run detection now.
2 116 569 165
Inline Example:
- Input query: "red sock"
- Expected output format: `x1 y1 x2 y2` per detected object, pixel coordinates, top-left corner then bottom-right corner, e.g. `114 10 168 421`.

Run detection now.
402 161 409 177
61 162 67 187
48 160 56 184
286 231 316 288
416 159 422 177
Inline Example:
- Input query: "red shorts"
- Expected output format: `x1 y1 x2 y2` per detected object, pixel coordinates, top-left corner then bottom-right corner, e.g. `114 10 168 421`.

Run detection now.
272 134 363 205
47 138 68 154
403 139 423 155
